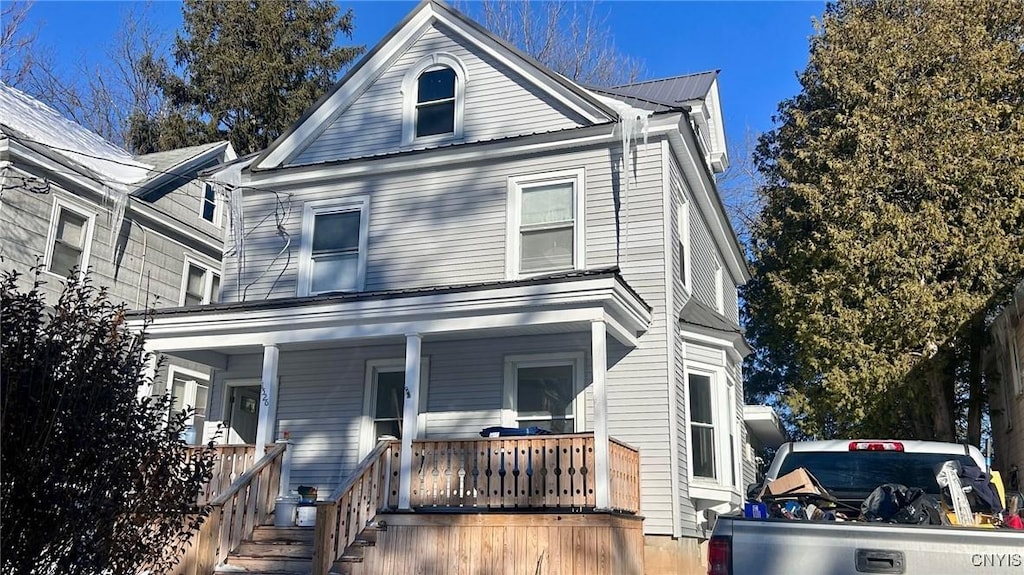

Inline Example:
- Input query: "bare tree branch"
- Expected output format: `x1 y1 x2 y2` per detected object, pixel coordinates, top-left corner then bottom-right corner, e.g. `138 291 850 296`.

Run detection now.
716 127 764 251
1 0 39 87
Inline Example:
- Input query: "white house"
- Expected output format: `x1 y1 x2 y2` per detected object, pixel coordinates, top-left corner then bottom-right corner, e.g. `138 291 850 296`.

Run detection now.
129 2 776 573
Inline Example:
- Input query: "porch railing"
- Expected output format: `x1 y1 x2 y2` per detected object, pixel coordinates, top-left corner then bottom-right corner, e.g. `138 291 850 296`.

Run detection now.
193 442 287 574
312 440 395 575
402 433 640 512
189 444 257 503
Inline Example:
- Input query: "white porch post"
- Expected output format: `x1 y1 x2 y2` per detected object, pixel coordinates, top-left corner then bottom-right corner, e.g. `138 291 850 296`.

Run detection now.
255 344 280 457
277 438 293 497
592 319 611 510
136 350 158 400
397 333 422 510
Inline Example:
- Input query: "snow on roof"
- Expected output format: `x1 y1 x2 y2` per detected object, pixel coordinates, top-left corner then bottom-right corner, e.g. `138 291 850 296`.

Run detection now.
0 82 152 187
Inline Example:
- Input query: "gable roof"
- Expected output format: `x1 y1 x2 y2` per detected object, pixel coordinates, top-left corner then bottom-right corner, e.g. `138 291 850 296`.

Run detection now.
252 0 620 171
132 141 232 198
589 71 719 113
0 82 151 187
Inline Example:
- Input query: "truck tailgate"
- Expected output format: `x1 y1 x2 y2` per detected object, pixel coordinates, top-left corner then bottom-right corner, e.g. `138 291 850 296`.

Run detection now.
717 516 1024 575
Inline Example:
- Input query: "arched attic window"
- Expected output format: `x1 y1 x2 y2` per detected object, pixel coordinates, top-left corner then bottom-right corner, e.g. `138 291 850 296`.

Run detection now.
402 53 468 145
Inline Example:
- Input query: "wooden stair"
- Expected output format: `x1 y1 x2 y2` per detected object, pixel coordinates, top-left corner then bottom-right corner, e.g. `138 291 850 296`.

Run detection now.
213 523 381 575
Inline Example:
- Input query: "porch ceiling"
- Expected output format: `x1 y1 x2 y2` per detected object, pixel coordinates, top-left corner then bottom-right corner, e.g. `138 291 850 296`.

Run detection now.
132 269 651 355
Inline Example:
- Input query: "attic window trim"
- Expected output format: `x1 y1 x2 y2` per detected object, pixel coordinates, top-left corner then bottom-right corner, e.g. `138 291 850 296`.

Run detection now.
401 52 469 146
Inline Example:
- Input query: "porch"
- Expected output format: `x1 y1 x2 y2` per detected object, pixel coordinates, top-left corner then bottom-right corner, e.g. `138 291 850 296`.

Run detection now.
176 433 641 574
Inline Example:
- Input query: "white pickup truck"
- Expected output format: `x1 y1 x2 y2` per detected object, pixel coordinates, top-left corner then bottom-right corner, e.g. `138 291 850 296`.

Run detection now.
708 440 1024 575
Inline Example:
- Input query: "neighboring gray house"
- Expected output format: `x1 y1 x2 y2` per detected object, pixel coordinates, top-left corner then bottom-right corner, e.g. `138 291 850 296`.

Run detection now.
132 1 773 572
0 82 235 443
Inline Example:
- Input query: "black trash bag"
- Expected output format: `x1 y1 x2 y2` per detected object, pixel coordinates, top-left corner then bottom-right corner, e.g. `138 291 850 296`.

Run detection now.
861 483 944 525
959 463 1003 513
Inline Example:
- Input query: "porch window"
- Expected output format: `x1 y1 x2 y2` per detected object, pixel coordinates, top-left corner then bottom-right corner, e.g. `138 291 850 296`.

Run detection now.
361 359 430 456
504 353 584 434
507 169 585 278
180 259 221 306
168 366 210 445
47 202 93 278
298 197 369 296
372 370 405 440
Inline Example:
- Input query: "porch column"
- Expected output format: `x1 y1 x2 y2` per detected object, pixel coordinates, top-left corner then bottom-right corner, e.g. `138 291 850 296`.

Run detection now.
255 344 280 457
398 333 422 510
592 319 611 510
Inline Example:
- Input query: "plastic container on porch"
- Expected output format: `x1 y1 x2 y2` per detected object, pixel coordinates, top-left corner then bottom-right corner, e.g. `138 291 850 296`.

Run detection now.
274 494 299 527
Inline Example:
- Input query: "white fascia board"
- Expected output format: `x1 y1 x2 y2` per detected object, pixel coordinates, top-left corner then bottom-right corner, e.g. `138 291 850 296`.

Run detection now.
429 9 612 124
6 138 117 199
680 328 747 364
137 276 650 350
248 116 681 190
256 8 436 170
668 126 749 283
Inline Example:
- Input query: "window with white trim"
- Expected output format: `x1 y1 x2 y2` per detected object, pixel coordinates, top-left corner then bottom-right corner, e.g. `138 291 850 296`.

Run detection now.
46 200 94 278
180 259 221 306
361 359 429 456
200 183 222 225
402 53 467 146
298 197 370 296
677 197 691 290
504 353 585 433
714 263 725 314
686 363 738 489
168 366 210 445
507 169 585 278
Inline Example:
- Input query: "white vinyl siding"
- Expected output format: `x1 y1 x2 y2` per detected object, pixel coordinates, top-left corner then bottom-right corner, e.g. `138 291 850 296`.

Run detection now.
690 206 720 310
290 23 585 166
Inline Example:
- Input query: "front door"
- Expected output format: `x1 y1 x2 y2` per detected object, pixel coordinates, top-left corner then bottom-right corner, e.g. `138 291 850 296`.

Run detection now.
226 385 261 444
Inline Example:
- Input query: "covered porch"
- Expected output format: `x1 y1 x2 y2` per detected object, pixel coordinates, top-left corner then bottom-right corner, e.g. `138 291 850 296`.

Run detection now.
134 270 650 574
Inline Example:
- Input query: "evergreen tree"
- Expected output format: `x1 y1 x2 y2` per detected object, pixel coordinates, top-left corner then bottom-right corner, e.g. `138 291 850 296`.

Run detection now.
139 0 363 154
744 0 1024 441
1 269 217 574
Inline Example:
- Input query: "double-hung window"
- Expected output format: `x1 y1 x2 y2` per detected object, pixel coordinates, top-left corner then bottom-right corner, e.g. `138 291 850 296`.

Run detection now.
689 372 717 479
687 362 741 493
167 366 210 445
416 67 456 138
507 169 585 278
504 353 584 434
402 54 466 145
46 200 94 278
200 183 221 225
677 195 691 291
299 197 370 296
361 359 429 456
180 259 221 306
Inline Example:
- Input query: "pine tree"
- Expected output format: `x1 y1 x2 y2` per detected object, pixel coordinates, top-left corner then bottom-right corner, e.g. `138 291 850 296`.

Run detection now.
744 0 1024 441
138 0 363 154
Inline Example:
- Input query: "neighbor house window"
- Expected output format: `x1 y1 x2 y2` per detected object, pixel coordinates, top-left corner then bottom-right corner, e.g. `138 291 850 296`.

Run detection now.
200 183 221 225
504 353 584 433
402 53 467 145
167 366 210 445
507 169 585 278
298 197 370 296
46 201 94 278
180 259 221 306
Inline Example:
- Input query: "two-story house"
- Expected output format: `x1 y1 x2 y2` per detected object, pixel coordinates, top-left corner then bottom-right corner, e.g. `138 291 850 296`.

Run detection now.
129 2 770 573
0 82 234 443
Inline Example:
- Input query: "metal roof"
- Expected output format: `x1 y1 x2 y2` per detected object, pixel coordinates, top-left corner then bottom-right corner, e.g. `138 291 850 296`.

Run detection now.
590 70 719 112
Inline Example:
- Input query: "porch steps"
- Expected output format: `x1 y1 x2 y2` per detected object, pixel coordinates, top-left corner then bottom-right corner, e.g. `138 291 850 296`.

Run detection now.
332 524 383 575
215 526 313 574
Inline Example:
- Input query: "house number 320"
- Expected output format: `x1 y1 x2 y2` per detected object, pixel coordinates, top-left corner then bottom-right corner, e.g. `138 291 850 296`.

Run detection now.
260 385 270 407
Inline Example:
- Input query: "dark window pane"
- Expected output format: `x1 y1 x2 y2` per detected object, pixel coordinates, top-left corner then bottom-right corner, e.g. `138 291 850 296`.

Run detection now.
375 371 405 420
375 420 402 440
417 68 455 102
688 374 713 424
692 426 716 478
203 185 217 222
50 242 82 277
517 365 574 419
210 274 221 303
518 418 573 434
775 452 978 496
416 101 455 137
312 211 360 252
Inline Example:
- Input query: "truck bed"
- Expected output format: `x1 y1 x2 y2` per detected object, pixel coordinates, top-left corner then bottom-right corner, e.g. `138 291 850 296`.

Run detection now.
714 515 1023 575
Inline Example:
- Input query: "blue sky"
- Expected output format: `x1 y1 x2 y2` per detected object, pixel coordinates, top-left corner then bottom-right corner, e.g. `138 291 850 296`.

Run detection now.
21 1 825 149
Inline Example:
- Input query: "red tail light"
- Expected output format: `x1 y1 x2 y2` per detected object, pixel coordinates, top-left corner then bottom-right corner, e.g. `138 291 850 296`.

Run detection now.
708 535 732 575
849 441 904 452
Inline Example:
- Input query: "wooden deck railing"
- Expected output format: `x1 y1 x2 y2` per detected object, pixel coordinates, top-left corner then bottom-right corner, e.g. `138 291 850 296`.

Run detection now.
192 442 287 574
312 440 395 575
609 438 641 513
401 433 639 512
189 444 257 503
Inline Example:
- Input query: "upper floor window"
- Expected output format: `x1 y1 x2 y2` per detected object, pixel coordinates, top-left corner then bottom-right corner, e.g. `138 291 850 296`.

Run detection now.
46 199 94 279
200 183 222 226
181 259 221 306
402 53 467 145
677 196 691 291
298 197 370 296
506 169 586 278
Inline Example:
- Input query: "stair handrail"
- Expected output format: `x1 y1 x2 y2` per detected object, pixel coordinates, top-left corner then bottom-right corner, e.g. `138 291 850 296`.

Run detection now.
312 440 395 575
195 442 288 574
